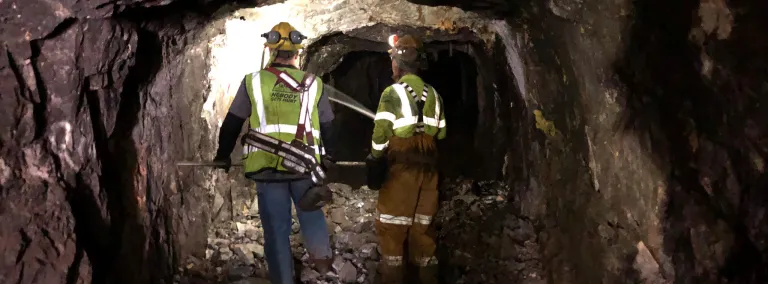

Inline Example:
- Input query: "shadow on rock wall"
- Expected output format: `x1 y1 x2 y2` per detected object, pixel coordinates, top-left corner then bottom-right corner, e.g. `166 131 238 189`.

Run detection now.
615 0 768 282
0 0 264 282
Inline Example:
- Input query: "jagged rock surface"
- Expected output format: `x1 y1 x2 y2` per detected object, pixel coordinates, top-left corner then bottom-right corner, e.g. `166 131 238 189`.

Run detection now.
179 180 545 284
0 0 267 282
1 0 766 283
419 0 768 282
434 179 545 283
178 183 381 284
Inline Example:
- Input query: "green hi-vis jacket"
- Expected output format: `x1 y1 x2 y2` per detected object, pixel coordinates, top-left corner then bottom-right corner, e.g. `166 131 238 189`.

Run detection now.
371 74 446 158
242 67 325 174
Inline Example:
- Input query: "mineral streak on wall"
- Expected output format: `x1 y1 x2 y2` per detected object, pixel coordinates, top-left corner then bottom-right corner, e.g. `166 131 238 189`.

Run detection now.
202 0 492 136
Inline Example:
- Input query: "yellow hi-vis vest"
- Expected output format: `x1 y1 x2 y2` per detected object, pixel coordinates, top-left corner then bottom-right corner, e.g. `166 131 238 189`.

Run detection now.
371 74 446 158
242 67 324 175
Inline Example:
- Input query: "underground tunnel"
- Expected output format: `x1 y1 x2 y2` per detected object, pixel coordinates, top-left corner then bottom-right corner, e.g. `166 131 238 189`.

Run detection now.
320 45 481 185
1 0 768 283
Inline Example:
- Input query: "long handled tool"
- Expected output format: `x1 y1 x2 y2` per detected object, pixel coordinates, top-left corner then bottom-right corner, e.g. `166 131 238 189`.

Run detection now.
324 85 376 120
177 85 372 168
175 161 365 167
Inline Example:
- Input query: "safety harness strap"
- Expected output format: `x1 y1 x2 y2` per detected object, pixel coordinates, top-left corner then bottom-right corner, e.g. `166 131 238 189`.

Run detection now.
263 67 317 146
242 129 326 183
263 67 302 92
400 82 428 133
295 74 317 145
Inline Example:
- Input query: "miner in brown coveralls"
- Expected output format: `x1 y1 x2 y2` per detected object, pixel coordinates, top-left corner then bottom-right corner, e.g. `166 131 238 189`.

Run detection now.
366 34 447 284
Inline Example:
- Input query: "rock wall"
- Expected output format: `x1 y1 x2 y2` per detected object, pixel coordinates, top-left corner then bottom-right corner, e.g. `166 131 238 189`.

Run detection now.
0 0 495 282
412 0 768 282
0 0 262 282
2 0 765 283
1 12 144 283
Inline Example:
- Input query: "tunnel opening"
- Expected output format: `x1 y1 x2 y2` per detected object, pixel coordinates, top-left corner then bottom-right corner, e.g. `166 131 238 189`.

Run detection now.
322 45 480 184
322 51 391 162
422 48 480 178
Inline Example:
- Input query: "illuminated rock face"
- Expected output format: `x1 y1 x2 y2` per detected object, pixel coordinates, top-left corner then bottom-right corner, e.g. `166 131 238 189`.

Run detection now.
0 0 493 281
202 0 492 139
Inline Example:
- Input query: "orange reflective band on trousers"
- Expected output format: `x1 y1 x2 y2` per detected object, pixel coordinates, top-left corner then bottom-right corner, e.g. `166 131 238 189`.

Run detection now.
375 135 439 284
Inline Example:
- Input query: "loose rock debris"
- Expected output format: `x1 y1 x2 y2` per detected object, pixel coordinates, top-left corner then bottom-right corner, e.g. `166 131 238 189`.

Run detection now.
434 179 546 283
176 179 543 283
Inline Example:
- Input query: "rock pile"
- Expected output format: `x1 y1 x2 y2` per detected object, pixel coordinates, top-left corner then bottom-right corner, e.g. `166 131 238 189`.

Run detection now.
433 179 546 283
177 183 382 284
176 179 546 284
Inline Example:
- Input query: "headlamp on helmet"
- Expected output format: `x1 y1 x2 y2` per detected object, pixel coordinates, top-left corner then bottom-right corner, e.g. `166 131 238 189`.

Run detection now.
387 34 428 70
388 34 399 55
388 34 399 48
261 30 307 45
262 22 307 51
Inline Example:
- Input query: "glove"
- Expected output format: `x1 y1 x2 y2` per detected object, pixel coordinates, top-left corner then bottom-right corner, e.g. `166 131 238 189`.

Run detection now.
365 154 387 190
321 155 336 172
297 184 333 212
213 154 231 173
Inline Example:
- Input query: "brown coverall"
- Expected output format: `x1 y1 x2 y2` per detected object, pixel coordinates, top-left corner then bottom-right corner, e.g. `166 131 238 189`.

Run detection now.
376 134 439 284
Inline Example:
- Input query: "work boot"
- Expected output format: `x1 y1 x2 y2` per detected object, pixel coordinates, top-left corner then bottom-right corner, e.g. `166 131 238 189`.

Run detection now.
417 265 439 284
378 263 405 284
311 257 333 274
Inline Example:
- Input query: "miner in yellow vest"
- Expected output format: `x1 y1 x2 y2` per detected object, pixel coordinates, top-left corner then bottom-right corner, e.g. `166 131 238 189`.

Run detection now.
366 34 447 284
213 22 338 283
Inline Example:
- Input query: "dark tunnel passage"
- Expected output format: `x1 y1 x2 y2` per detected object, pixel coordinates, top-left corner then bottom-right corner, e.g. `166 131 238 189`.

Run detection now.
323 47 480 183
322 51 391 162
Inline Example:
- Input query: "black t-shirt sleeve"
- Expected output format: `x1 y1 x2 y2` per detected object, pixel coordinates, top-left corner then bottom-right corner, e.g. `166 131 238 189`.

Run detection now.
317 87 335 123
228 78 252 119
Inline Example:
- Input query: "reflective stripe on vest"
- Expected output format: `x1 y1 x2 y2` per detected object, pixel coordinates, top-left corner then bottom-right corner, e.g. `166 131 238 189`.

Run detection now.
423 87 445 128
252 72 267 131
241 129 326 183
248 73 321 154
390 83 416 129
390 83 444 129
371 140 389 151
242 68 324 175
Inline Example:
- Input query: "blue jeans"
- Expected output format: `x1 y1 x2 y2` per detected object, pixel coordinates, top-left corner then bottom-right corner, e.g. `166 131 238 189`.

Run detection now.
256 179 332 284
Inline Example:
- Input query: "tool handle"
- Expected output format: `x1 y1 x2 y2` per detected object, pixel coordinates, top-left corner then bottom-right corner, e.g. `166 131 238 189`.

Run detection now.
333 161 365 166
176 161 365 167
175 161 240 167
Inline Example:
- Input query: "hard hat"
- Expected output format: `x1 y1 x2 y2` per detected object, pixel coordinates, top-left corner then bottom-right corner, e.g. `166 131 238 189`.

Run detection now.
388 34 426 69
388 34 423 53
297 184 333 211
262 22 307 51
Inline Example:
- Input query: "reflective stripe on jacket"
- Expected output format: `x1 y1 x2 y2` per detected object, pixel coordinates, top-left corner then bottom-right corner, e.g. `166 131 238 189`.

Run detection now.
242 68 325 174
371 74 446 158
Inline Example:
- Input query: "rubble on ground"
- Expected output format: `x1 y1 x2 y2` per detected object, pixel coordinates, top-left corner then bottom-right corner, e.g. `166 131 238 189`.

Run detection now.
176 179 545 283
433 178 546 283
176 183 380 284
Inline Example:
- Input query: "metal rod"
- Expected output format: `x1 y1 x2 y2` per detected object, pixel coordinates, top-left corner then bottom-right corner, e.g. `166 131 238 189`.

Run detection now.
334 161 366 166
176 161 236 167
323 85 376 120
176 161 365 167
329 97 375 120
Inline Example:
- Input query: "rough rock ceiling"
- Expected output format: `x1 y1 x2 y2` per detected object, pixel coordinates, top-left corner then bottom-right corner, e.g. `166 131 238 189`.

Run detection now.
203 0 493 135
231 0 493 44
